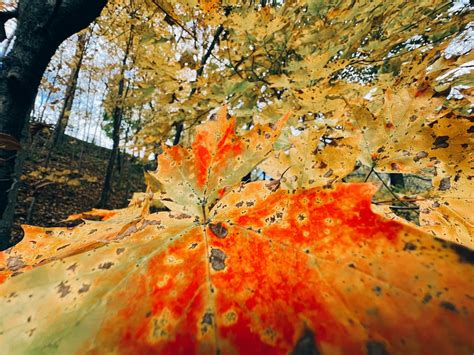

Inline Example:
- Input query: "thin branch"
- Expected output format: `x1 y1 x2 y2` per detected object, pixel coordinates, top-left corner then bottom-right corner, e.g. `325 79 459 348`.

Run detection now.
387 205 419 210
364 165 374 182
372 169 409 207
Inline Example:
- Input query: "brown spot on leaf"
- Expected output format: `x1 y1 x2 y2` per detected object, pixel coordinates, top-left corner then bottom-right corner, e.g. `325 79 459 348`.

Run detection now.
413 151 428 162
440 301 458 313
422 293 432 304
438 177 451 191
210 248 226 271
202 313 212 325
99 262 114 270
116 225 137 240
209 222 228 238
56 244 70 251
67 263 78 272
432 136 449 149
78 283 90 294
170 212 192 220
403 242 417 251
373 286 382 296
323 169 334 178
7 256 24 272
266 179 281 192
116 248 125 255
57 281 71 298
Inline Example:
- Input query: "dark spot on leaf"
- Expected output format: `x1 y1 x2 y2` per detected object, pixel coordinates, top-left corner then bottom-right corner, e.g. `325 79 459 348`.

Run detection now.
438 177 451 191
116 248 125 255
209 222 228 238
117 225 137 240
210 248 226 271
323 169 334 178
56 244 70 251
432 136 449 149
422 293 432 304
291 327 320 355
373 286 382 296
413 151 428 162
202 312 213 326
348 263 356 268
57 281 71 298
366 340 388 355
67 263 78 272
440 301 458 313
78 284 90 294
170 212 192 220
99 262 114 270
189 242 198 249
468 126 474 134
403 242 417 251
6 256 24 271
266 179 281 192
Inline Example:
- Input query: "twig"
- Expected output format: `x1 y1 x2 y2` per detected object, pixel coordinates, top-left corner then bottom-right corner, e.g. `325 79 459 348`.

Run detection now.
388 205 419 210
372 169 409 206
364 165 374 182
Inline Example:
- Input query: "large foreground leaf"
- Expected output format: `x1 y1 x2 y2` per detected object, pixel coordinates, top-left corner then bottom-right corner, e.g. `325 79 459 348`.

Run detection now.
1 183 473 354
0 110 473 354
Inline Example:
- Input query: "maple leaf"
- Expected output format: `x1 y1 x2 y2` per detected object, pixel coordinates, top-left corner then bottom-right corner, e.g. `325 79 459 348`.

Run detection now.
148 107 290 217
261 127 361 189
0 205 145 283
1 109 474 354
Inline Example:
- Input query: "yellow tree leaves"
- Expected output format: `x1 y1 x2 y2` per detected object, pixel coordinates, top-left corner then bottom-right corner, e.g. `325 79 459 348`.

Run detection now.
0 109 473 353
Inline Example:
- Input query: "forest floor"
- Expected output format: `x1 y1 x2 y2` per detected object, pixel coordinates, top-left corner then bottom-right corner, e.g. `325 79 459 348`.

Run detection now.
12 132 147 243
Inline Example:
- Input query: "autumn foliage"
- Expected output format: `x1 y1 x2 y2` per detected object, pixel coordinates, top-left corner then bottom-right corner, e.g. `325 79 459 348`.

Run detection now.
0 107 473 354
1 0 474 353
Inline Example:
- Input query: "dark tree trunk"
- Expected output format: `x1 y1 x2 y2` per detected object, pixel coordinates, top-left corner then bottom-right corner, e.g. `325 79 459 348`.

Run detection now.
97 30 133 208
46 30 89 166
172 121 184 146
0 0 108 250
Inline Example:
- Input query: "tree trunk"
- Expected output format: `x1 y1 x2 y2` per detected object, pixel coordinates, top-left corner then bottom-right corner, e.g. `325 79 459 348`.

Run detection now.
46 30 89 166
97 29 133 208
0 0 107 250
